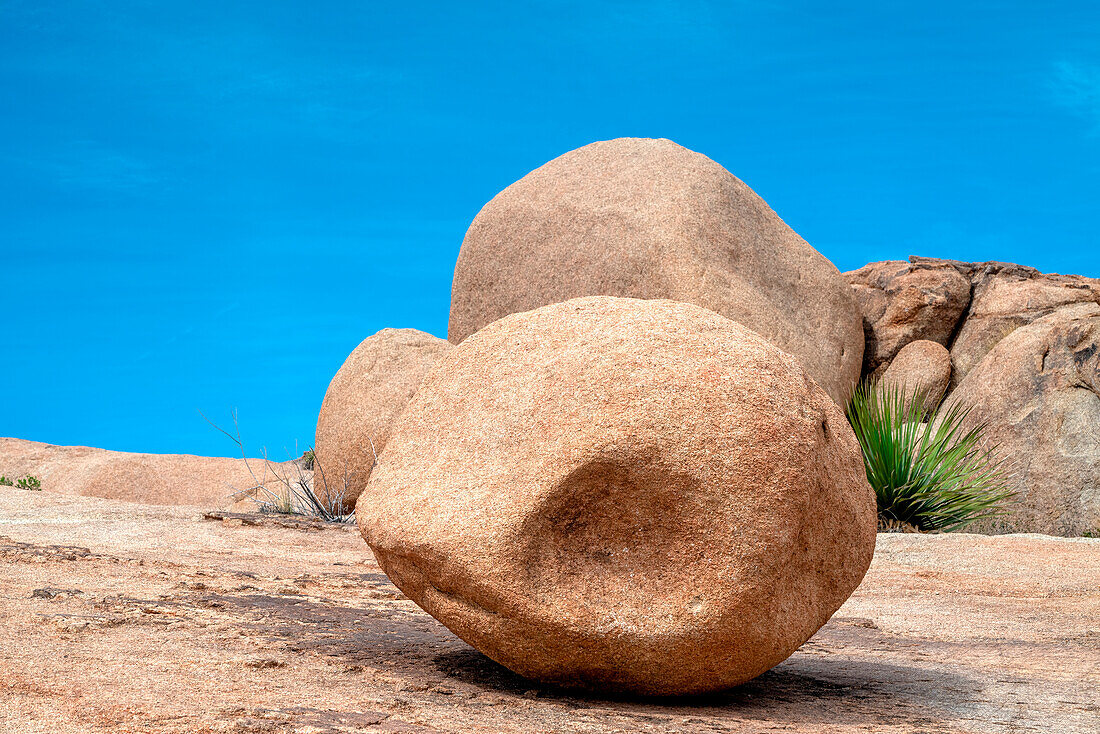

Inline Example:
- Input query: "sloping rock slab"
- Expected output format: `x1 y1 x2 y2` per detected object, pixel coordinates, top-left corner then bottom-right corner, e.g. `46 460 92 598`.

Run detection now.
0 437 298 509
2 490 1097 733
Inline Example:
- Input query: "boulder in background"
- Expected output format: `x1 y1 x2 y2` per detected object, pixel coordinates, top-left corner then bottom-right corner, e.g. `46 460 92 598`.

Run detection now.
845 258 971 375
947 303 1100 536
314 328 452 513
880 339 951 416
449 137 864 404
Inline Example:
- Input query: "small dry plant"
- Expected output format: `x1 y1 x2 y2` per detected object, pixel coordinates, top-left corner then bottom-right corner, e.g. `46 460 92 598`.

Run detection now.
201 410 356 524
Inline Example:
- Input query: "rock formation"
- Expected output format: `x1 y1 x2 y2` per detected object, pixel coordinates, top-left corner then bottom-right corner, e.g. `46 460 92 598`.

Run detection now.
448 137 864 404
847 257 1100 535
846 256 1100 385
948 303 1100 536
313 328 452 513
845 258 971 375
948 262 1099 388
359 296 877 695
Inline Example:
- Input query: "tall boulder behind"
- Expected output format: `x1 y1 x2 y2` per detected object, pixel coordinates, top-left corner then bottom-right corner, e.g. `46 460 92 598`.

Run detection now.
314 328 452 513
448 138 864 404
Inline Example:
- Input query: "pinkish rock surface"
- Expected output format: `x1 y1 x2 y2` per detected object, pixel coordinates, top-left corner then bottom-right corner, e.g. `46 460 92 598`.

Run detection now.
880 340 951 415
1 490 1097 733
845 256 1100 386
845 258 971 375
0 437 295 509
949 303 1100 536
948 261 1100 387
847 257 1100 535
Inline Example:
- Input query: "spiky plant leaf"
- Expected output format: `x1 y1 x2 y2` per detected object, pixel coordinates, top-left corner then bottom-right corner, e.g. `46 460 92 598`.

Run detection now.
845 380 1014 532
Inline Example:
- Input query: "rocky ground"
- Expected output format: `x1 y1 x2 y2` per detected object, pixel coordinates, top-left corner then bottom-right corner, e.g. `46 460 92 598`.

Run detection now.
1 490 1097 734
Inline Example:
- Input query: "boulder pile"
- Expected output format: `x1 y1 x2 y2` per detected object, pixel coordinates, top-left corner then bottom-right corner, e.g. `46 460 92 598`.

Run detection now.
305 139 887 693
304 138 1098 694
846 257 972 376
846 257 1100 535
14 136 1093 700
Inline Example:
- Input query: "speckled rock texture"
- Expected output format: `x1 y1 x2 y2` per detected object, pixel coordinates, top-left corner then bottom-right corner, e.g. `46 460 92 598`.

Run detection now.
846 257 1100 535
448 137 864 404
314 328 452 512
949 303 1100 537
948 261 1100 388
845 256 1100 387
359 296 877 695
880 340 951 415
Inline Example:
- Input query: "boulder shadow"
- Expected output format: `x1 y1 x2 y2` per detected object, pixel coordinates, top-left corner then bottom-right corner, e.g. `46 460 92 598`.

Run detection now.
431 628 984 729
208 590 983 729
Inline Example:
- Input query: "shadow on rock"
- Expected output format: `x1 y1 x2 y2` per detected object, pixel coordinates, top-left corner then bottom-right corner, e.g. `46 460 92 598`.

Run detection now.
431 643 980 728
208 590 982 728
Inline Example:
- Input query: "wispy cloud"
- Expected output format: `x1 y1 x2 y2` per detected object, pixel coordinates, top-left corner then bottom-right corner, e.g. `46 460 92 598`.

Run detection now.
16 140 162 194
1051 60 1100 131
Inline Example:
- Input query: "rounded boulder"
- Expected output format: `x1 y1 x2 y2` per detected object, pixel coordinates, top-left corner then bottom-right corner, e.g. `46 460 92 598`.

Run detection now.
358 297 877 695
880 339 951 415
314 328 452 512
448 137 864 404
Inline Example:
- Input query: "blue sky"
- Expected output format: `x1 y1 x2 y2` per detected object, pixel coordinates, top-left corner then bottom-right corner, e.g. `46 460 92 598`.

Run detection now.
2 1 1098 456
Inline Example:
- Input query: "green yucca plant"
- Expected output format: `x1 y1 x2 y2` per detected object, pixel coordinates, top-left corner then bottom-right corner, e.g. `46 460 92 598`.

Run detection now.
845 380 1014 532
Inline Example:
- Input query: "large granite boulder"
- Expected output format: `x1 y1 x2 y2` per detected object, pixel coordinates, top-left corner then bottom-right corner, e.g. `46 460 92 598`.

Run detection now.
880 340 951 415
448 138 864 404
314 328 452 513
949 303 1100 536
845 258 971 375
359 296 877 695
